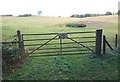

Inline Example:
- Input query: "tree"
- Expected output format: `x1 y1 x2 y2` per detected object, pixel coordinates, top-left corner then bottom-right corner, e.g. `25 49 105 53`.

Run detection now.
84 13 91 17
105 11 112 15
38 11 42 16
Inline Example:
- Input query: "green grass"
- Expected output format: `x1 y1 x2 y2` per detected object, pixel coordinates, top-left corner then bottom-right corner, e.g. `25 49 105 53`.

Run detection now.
3 52 118 80
1 15 118 80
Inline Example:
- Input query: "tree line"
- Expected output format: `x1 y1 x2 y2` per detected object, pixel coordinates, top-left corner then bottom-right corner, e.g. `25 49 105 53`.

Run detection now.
70 11 117 18
1 10 120 17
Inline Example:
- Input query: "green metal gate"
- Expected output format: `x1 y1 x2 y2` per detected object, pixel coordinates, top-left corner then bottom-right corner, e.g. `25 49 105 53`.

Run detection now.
22 30 99 57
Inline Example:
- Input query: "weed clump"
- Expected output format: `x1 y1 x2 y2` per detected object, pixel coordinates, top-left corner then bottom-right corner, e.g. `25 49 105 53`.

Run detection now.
2 44 21 74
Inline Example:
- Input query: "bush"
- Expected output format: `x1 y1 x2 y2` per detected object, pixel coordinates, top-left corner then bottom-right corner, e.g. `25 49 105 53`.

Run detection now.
1 15 13 17
66 23 86 28
18 14 32 17
2 44 20 74
76 23 87 27
66 23 77 27
105 11 112 15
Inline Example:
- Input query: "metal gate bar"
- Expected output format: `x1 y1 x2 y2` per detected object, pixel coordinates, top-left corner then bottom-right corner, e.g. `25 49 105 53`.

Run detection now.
24 41 95 46
23 36 96 41
28 46 95 51
30 52 92 57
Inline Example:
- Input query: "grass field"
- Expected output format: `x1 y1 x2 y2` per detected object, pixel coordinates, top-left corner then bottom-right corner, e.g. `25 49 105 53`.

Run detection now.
1 15 118 80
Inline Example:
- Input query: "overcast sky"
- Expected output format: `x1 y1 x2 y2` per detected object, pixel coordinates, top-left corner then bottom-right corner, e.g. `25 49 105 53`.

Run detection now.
0 0 119 17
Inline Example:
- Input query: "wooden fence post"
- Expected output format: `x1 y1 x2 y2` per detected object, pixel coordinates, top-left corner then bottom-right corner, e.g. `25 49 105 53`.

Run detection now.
95 29 102 55
115 34 118 47
17 30 25 56
103 35 106 54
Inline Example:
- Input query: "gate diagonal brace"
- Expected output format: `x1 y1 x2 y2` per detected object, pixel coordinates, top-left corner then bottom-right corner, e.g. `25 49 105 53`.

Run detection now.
27 35 58 56
67 37 95 53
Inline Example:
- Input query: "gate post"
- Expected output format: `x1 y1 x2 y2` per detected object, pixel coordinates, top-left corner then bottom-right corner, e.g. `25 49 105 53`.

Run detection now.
95 29 103 55
17 30 25 57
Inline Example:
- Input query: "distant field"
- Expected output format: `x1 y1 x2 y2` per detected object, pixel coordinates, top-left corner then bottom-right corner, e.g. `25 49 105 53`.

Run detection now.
1 15 118 55
2 15 118 80
1 15 118 41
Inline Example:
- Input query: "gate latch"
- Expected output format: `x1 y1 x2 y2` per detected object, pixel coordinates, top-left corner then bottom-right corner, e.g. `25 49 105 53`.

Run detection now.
59 33 68 39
